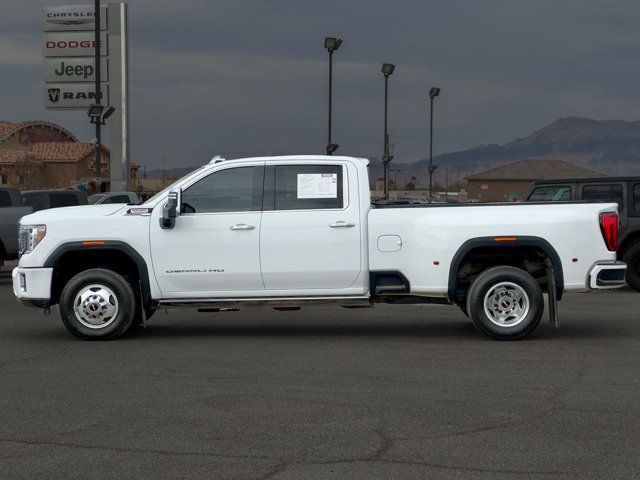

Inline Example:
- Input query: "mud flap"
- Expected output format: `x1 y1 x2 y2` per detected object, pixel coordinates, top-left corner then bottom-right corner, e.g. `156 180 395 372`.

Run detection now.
139 281 147 329
546 265 559 328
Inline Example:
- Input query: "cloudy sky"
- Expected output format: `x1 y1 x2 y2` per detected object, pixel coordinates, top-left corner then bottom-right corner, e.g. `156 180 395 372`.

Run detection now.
2 0 640 173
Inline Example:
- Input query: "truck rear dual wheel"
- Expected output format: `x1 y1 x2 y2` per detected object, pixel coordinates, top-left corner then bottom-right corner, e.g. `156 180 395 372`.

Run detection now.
59 269 137 340
622 241 640 291
466 266 544 340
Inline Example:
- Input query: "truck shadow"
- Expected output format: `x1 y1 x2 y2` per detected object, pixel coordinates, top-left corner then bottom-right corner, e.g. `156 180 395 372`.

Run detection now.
20 317 633 342
122 319 631 341
127 320 483 340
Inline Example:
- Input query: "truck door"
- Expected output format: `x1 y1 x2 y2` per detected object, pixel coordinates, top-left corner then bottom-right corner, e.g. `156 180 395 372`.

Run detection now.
259 161 363 291
149 164 264 297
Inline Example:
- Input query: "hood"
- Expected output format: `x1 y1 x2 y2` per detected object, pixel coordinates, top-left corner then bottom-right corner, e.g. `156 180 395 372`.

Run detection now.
20 204 127 224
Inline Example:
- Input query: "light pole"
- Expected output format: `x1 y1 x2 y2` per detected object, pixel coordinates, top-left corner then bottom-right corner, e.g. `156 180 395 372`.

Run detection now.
324 37 342 155
428 86 440 202
381 63 395 198
87 104 115 190
392 168 402 191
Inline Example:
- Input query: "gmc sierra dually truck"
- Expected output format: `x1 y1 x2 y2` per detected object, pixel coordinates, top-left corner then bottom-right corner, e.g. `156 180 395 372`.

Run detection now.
12 156 626 340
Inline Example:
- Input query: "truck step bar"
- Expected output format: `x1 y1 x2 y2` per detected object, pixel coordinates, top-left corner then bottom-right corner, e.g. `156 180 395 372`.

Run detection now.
155 296 372 309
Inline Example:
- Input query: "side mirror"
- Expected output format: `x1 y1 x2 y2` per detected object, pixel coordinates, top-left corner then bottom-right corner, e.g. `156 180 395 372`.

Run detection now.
160 190 180 229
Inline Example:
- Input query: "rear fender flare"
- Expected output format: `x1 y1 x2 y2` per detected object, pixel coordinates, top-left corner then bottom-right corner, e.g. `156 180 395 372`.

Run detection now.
448 236 564 301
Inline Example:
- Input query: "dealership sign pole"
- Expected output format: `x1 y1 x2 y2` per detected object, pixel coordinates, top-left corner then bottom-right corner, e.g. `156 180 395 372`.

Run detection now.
94 0 102 180
42 3 129 191
107 3 129 191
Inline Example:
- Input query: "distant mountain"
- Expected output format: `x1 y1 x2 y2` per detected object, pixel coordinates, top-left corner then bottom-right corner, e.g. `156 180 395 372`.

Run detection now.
142 117 640 185
393 117 640 181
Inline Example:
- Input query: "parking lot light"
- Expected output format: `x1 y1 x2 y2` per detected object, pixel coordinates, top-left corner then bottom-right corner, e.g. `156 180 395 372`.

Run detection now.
324 36 342 155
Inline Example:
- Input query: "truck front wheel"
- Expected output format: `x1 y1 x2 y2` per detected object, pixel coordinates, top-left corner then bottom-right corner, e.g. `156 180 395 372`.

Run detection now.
466 266 543 341
59 268 137 340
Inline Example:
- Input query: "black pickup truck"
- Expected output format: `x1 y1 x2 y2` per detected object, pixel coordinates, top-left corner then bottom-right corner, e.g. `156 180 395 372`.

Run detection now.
524 177 640 290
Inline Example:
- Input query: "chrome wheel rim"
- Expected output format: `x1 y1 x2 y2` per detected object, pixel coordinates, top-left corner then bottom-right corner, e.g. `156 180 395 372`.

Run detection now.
73 284 119 329
483 282 529 327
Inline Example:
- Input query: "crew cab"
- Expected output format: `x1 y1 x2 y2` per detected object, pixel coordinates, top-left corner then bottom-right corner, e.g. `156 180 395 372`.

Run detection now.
12 156 626 341
524 177 640 291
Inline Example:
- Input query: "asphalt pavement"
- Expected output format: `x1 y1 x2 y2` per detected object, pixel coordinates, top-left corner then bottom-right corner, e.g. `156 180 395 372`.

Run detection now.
1 260 639 479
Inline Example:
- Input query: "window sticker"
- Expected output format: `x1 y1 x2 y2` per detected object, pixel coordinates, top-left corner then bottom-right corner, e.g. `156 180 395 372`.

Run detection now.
297 173 338 198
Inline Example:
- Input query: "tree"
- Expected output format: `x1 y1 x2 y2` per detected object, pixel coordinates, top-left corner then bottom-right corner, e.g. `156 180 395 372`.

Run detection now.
12 154 41 190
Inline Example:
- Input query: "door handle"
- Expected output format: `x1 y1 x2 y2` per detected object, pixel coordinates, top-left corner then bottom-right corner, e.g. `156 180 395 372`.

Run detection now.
229 224 256 231
329 221 355 228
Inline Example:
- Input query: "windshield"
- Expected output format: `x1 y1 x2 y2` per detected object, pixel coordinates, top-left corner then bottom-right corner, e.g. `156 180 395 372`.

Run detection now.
143 166 206 205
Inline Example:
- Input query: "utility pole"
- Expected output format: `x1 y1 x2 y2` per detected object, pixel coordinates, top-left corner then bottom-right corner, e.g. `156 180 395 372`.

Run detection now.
445 167 448 203
162 156 166 188
428 87 440 203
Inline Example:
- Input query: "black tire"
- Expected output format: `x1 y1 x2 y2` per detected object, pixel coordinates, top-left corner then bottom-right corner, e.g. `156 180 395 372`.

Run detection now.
59 268 137 340
466 266 543 341
622 241 640 291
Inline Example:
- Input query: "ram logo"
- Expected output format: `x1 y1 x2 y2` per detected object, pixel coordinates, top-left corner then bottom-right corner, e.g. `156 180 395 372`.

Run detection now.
47 88 60 103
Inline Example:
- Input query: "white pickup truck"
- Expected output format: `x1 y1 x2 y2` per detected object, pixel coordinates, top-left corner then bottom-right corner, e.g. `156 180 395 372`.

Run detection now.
12 155 626 340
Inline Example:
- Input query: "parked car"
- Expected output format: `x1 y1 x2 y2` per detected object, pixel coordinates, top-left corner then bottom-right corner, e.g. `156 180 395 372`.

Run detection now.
22 190 88 212
0 186 32 266
524 177 640 290
12 155 624 341
89 191 140 205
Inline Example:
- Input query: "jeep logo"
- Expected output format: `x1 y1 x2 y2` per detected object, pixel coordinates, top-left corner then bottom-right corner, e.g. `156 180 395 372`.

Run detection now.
54 61 94 79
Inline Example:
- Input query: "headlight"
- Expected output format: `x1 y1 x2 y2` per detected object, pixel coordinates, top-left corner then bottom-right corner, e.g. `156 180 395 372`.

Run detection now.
18 224 46 256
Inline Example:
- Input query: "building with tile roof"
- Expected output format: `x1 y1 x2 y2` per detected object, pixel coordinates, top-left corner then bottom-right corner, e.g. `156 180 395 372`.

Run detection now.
465 158 602 202
0 119 109 191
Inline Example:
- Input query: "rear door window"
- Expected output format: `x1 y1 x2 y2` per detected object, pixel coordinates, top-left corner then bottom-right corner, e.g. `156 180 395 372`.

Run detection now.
633 184 640 212
582 184 624 211
23 193 44 212
272 164 344 211
527 186 572 201
50 193 81 208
